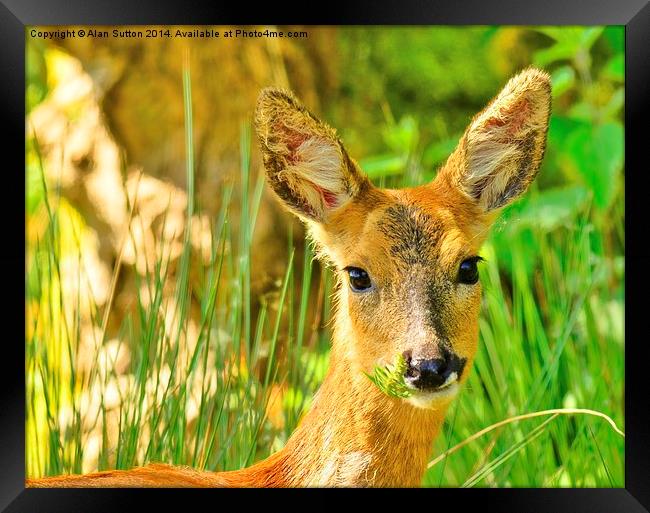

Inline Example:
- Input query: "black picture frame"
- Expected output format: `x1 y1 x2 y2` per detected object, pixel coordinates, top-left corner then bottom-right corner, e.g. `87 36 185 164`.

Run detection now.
4 1 648 511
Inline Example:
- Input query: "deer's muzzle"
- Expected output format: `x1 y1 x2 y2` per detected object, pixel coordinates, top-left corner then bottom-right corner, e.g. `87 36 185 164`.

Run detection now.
402 350 467 391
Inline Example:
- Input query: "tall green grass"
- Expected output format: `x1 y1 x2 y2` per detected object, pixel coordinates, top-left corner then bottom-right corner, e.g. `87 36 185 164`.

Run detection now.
26 59 624 487
424 195 624 487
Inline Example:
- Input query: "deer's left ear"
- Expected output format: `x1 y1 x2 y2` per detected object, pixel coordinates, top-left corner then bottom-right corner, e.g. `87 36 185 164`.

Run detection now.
438 68 551 212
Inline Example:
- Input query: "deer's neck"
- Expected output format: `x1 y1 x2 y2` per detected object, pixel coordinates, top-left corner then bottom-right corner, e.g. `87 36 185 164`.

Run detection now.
234 346 448 487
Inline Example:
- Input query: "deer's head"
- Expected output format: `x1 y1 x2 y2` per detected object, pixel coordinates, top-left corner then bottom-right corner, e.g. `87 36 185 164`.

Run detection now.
255 68 551 410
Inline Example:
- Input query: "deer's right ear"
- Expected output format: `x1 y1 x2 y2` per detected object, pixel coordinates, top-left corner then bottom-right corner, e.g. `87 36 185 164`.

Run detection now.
254 88 369 222
436 68 551 214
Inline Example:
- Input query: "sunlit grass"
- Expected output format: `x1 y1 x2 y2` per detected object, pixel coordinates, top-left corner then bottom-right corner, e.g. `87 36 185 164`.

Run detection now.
424 196 624 487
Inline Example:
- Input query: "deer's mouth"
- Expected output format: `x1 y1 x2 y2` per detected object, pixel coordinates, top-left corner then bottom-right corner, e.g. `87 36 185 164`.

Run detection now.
404 373 460 409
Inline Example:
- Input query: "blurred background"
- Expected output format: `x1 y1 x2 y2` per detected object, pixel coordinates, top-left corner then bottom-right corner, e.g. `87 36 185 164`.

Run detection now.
26 25 624 487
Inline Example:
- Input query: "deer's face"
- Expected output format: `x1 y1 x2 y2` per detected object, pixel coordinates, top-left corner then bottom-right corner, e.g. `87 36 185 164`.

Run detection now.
312 184 486 407
255 68 551 409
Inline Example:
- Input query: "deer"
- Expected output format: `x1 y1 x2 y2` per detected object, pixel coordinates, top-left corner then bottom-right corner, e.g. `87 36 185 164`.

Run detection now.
27 67 551 488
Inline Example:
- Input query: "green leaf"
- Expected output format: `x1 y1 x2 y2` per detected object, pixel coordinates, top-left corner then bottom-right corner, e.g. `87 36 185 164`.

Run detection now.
510 186 590 232
382 115 419 154
550 66 576 98
359 153 406 178
534 44 575 67
26 138 46 215
567 102 596 122
547 116 592 167
532 27 604 67
602 87 624 120
531 27 562 41
366 353 412 399
566 122 624 209
422 136 460 168
603 26 624 53
533 26 603 48
579 27 606 50
602 54 624 82
548 116 590 145
26 40 48 114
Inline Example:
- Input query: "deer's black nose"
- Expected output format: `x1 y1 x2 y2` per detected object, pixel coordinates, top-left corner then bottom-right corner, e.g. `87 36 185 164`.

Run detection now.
403 351 466 391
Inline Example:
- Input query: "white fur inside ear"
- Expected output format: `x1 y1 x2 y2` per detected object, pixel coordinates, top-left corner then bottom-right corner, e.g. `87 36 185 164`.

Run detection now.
462 98 548 210
281 137 352 218
464 138 519 205
457 68 551 211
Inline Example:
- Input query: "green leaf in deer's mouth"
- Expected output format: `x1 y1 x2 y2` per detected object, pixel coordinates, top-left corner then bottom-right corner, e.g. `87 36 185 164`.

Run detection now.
365 353 413 399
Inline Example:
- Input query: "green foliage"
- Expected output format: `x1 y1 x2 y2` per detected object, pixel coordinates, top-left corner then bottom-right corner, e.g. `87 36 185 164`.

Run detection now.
25 67 331 476
26 38 48 114
425 204 624 487
334 27 501 159
532 27 604 67
565 122 623 209
366 353 412 399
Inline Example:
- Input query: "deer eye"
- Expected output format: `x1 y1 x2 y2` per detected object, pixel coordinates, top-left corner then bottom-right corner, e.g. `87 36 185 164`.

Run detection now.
345 267 373 292
458 257 483 285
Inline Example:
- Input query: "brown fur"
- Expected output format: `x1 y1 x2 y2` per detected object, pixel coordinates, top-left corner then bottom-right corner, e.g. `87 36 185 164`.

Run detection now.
27 68 550 488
